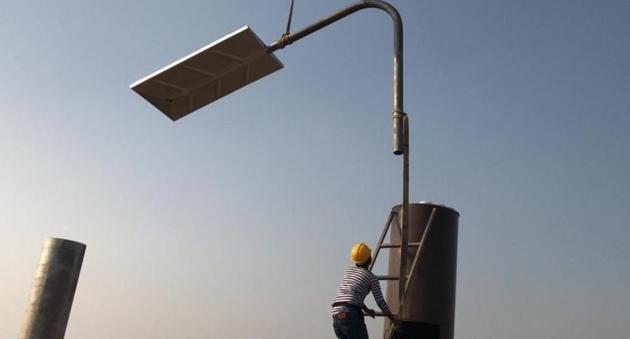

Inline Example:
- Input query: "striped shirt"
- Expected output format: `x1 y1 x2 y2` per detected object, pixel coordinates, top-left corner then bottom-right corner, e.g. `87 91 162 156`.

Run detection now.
331 266 392 315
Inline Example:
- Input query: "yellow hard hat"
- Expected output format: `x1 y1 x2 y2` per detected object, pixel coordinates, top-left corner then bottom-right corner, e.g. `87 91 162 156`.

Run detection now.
350 242 371 265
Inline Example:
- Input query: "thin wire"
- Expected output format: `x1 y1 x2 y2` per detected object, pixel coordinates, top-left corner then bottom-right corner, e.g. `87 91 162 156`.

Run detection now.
284 0 295 35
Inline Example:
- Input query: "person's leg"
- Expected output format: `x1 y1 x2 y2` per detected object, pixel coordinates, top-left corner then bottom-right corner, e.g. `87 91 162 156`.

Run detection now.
344 318 369 339
333 318 349 339
354 319 369 339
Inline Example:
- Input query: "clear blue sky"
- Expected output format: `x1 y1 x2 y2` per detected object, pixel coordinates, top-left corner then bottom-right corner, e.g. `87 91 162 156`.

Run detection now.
1 0 629 338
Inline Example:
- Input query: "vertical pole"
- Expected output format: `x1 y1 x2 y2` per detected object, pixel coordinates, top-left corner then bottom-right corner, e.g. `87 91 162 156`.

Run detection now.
398 114 410 320
19 238 86 339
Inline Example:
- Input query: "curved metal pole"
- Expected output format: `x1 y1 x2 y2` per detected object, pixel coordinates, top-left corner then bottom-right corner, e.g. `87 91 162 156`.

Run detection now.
267 0 405 155
268 0 410 321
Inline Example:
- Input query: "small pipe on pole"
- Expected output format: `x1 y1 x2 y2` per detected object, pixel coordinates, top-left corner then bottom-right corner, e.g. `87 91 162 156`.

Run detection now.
19 238 86 339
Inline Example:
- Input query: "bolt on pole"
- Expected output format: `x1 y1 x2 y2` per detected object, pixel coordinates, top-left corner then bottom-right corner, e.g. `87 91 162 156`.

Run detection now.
19 238 86 339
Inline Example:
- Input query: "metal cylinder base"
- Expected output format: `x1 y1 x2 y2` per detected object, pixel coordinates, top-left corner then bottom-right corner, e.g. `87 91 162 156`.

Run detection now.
384 202 459 339
19 238 86 339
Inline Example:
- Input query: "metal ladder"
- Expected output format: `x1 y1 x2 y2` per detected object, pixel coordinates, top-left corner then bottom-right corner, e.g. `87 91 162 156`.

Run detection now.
367 207 438 338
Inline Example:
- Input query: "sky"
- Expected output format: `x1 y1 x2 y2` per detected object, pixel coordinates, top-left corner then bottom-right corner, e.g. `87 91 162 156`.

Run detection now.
1 0 629 338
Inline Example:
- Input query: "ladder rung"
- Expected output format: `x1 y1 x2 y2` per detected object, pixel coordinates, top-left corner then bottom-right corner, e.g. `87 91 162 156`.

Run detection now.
380 242 421 248
365 311 398 317
376 275 399 280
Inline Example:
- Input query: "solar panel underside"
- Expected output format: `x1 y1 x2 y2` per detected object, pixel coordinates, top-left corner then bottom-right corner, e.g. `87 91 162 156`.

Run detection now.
130 26 283 121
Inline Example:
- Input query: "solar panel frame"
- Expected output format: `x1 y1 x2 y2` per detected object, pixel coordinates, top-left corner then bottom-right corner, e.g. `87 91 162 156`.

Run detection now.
130 26 284 121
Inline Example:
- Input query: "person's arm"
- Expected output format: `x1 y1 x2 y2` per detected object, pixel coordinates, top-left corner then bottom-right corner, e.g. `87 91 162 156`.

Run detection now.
361 303 376 318
370 278 397 323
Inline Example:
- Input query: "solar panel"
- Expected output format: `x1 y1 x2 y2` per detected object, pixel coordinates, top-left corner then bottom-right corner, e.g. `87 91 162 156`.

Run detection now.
130 26 284 121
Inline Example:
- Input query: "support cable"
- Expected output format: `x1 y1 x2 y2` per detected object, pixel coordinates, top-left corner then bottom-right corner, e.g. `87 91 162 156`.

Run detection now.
282 0 295 41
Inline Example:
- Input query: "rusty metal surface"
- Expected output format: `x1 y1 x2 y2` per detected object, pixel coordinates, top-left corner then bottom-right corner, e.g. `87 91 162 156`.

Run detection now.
384 203 459 339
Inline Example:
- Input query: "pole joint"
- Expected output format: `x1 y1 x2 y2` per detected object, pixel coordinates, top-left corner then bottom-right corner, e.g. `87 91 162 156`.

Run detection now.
393 110 406 155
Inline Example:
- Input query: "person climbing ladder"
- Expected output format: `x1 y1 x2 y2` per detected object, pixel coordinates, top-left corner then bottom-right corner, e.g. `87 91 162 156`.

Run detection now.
331 242 398 339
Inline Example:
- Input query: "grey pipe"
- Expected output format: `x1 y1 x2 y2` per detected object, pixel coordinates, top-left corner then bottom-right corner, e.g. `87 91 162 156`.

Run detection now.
19 238 86 339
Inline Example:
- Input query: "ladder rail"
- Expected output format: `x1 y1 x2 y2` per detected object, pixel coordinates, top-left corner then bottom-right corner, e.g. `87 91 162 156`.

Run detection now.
399 207 437 309
369 210 398 271
366 206 437 335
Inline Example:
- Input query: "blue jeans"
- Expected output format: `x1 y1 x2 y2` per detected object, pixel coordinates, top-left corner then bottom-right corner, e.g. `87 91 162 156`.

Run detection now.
332 306 369 339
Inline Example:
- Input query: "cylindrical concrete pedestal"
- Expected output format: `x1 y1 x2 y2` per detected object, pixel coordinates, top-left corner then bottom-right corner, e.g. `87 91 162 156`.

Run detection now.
19 238 86 339
384 202 459 339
